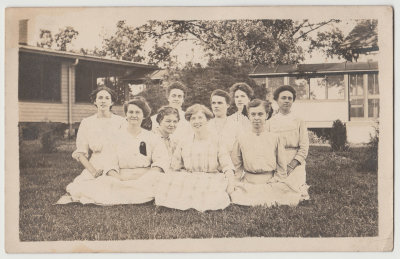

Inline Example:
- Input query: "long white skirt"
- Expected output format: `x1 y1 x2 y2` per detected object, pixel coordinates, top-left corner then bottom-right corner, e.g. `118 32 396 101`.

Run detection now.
57 169 160 205
230 171 309 207
155 171 230 212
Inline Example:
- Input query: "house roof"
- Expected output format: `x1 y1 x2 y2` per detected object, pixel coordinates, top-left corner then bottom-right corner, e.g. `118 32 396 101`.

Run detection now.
250 61 378 77
19 45 159 70
339 21 378 53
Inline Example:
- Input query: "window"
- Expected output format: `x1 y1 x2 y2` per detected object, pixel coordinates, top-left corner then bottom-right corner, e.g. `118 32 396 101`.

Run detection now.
368 74 379 95
367 73 379 118
368 99 379 118
350 99 364 118
286 75 345 100
288 77 309 100
75 63 125 104
267 77 284 94
326 75 345 100
350 74 364 96
349 73 379 120
309 77 326 100
18 53 61 102
75 63 95 103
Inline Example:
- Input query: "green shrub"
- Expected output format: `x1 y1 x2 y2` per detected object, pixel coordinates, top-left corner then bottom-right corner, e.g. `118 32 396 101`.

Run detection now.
358 124 379 172
40 130 59 153
330 120 348 151
20 123 40 140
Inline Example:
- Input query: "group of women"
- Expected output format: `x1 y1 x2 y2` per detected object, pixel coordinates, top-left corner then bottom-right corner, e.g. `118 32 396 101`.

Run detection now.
57 82 310 212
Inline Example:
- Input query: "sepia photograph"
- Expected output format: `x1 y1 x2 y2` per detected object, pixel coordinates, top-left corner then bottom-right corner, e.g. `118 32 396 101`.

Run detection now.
4 5 394 253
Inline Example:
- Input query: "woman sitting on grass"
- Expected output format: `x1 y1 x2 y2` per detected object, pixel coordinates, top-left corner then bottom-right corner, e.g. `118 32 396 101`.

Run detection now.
58 96 169 205
155 104 235 212
230 99 307 207
57 86 125 204
153 106 180 159
266 85 310 200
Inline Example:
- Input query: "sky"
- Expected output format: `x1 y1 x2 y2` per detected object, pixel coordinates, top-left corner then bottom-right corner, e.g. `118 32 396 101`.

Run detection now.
16 7 365 67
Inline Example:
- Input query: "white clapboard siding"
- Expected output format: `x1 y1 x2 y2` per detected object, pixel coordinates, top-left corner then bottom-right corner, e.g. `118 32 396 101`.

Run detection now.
72 104 125 123
292 100 349 128
19 102 68 123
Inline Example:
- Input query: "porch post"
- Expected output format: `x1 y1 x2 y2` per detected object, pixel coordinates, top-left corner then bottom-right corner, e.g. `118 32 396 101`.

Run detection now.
68 59 79 138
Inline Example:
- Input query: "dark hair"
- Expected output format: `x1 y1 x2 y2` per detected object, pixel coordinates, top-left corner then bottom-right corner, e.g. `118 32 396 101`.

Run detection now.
184 104 214 121
229 82 254 104
167 81 187 97
210 89 231 105
90 86 117 110
124 96 151 118
156 106 180 124
273 85 297 102
248 99 273 120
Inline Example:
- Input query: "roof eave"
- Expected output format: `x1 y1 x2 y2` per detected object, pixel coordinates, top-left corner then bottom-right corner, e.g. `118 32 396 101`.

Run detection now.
19 45 159 70
249 69 379 77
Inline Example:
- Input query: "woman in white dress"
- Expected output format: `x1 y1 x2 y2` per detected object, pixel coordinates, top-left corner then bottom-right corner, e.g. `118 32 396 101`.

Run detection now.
155 104 235 212
57 86 125 204
208 89 237 155
266 85 310 199
153 106 180 159
58 96 169 205
230 99 307 207
228 82 254 130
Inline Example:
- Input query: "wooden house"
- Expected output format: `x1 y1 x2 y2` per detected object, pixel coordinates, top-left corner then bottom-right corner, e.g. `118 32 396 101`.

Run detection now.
249 62 379 143
18 45 159 134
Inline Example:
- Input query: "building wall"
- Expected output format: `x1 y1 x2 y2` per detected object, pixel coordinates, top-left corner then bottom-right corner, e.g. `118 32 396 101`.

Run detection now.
71 104 124 123
18 63 69 123
346 121 377 144
292 100 349 128
19 62 126 123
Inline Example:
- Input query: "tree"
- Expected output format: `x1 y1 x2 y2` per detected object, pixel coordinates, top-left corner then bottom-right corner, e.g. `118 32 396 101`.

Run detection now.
54 26 79 51
100 19 340 67
309 20 378 62
37 29 53 48
140 57 266 116
100 20 146 62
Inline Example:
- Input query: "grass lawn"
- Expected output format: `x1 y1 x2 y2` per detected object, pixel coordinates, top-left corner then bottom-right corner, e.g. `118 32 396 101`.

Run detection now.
19 140 378 241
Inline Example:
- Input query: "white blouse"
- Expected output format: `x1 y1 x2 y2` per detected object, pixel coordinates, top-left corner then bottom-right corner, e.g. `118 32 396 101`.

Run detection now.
72 113 125 169
104 127 170 174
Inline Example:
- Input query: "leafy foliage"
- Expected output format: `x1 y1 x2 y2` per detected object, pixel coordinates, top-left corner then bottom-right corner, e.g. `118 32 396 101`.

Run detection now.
309 20 378 61
99 19 340 67
140 57 266 116
358 124 379 172
37 26 79 51
37 29 53 48
54 26 79 51
330 120 348 151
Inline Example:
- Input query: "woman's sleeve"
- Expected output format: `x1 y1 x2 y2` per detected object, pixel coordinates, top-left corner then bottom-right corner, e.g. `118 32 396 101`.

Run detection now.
294 119 309 164
72 119 89 161
171 141 184 171
217 141 235 173
230 139 243 171
275 135 288 180
150 136 170 173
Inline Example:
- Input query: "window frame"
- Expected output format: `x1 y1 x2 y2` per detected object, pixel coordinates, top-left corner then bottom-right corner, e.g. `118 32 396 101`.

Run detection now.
18 53 62 103
268 74 346 101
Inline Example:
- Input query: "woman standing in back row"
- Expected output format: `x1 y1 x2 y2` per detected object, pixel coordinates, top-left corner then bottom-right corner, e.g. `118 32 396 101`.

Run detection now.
228 82 254 131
